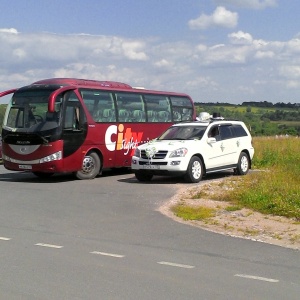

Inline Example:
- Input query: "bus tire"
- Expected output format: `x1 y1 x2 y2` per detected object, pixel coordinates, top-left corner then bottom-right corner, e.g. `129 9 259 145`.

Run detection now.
184 156 203 183
134 170 153 182
75 152 101 180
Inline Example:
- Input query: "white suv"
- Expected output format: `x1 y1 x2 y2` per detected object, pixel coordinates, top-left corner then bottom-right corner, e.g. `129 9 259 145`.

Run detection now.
131 117 254 183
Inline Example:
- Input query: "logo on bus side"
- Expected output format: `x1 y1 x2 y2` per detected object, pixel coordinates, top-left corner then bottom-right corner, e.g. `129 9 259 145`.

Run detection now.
105 124 143 155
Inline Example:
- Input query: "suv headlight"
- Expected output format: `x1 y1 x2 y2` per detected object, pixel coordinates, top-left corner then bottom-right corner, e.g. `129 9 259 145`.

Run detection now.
133 148 141 157
169 147 188 158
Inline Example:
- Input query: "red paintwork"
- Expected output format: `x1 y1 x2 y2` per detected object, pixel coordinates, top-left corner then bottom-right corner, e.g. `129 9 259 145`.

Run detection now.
0 89 17 98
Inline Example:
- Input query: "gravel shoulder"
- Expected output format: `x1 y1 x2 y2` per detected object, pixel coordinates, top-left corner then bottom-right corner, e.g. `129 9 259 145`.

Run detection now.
159 179 300 250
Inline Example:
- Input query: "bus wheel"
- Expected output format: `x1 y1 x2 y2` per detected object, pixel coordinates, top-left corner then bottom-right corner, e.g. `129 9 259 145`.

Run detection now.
134 170 153 182
75 152 101 180
33 172 54 178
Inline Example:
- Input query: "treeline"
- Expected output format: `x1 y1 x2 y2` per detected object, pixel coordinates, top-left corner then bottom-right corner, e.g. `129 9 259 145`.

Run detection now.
261 110 300 121
242 101 299 108
195 103 300 136
195 101 300 108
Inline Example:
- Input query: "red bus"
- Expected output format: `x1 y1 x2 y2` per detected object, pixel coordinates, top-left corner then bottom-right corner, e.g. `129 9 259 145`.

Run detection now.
0 78 195 179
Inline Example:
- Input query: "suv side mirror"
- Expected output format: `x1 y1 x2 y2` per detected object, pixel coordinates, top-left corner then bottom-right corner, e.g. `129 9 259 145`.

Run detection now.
207 137 217 144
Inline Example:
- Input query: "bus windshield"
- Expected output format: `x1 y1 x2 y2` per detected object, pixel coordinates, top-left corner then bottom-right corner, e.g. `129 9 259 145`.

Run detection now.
3 88 62 132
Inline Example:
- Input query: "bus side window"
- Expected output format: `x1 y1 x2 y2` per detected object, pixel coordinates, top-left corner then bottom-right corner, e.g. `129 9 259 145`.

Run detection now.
170 96 193 121
115 93 145 123
80 89 115 122
132 110 145 122
147 110 157 122
144 95 171 122
157 111 170 122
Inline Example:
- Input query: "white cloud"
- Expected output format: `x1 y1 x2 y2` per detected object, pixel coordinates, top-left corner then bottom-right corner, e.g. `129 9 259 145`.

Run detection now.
279 65 300 79
154 59 173 68
255 50 275 59
188 6 238 30
121 41 148 61
0 28 19 34
237 85 255 94
1 27 300 103
213 0 278 10
186 76 218 89
12 48 27 59
228 31 253 45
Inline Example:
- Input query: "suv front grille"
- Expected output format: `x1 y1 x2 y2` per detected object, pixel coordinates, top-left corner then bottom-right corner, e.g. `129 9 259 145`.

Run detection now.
139 161 168 166
140 150 168 159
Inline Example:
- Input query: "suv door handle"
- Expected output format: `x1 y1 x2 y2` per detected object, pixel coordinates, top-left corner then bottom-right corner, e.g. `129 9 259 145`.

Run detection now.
220 142 225 152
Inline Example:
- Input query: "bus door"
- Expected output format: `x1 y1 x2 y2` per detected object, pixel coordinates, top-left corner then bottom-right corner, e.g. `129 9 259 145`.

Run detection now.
61 92 88 166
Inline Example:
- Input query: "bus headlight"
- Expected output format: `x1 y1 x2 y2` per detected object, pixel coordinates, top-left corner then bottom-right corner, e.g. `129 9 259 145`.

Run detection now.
40 151 62 163
169 147 188 158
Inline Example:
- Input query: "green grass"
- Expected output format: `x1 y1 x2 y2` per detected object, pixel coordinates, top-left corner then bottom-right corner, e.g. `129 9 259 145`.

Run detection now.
171 203 215 221
175 137 300 221
220 137 300 219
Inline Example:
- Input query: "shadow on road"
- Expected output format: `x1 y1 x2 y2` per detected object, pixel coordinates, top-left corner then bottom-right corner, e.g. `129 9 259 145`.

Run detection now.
0 164 236 185
119 170 236 185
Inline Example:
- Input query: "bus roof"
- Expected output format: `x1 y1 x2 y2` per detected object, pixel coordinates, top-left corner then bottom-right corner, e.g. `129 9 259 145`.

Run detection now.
32 78 133 89
29 78 191 97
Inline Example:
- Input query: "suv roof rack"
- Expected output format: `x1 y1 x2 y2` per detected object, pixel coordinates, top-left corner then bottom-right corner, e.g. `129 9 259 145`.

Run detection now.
196 112 241 123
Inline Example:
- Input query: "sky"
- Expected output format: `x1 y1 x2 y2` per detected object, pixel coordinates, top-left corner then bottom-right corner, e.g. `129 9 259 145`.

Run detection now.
1 0 300 104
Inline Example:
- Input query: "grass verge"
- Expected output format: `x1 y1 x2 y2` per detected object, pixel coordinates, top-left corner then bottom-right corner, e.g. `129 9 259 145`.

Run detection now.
174 137 300 221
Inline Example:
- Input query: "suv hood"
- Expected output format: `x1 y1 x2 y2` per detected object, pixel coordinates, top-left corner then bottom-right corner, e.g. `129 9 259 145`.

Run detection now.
138 139 196 151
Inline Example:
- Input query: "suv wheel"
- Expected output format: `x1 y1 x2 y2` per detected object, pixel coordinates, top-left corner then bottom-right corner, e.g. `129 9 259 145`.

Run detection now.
135 170 153 182
236 152 250 175
184 156 203 183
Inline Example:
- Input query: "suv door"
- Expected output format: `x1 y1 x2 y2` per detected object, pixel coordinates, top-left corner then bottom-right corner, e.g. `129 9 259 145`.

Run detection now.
231 124 250 162
205 124 238 171
204 125 224 170
218 125 238 166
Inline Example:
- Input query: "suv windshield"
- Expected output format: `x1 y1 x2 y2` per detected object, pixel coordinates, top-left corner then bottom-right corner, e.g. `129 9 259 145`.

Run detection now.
158 125 207 140
3 88 62 132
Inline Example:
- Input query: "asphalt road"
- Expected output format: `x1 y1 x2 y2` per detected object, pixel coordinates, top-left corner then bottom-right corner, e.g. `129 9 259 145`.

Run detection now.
0 165 299 299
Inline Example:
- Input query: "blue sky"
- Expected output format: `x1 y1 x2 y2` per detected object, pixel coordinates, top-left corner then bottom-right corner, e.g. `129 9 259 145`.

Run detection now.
1 0 300 104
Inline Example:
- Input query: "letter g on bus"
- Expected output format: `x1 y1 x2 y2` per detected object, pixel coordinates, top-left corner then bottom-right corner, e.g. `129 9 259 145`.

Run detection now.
105 125 117 151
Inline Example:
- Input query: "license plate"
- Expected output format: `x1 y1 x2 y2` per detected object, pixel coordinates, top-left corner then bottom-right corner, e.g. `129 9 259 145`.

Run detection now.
19 165 32 170
143 164 160 169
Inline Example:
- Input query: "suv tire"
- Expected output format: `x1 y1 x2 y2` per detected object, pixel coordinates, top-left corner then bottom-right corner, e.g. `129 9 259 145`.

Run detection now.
236 152 250 175
135 170 153 182
184 156 203 183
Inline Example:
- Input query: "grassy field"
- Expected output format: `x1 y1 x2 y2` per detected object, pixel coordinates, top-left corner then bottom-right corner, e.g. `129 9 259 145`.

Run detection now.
172 137 300 220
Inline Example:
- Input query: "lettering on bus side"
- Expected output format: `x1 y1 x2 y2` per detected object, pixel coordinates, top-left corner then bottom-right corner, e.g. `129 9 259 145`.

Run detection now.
105 124 143 155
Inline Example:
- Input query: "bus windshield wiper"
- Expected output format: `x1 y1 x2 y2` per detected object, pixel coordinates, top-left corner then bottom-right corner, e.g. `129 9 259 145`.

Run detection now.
38 134 49 144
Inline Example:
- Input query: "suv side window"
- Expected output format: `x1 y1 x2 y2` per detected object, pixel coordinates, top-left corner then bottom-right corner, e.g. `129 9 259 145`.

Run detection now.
208 126 221 141
232 124 248 137
219 125 234 140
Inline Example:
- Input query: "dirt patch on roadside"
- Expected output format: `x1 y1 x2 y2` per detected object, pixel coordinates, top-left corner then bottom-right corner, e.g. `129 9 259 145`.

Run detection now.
159 179 300 250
